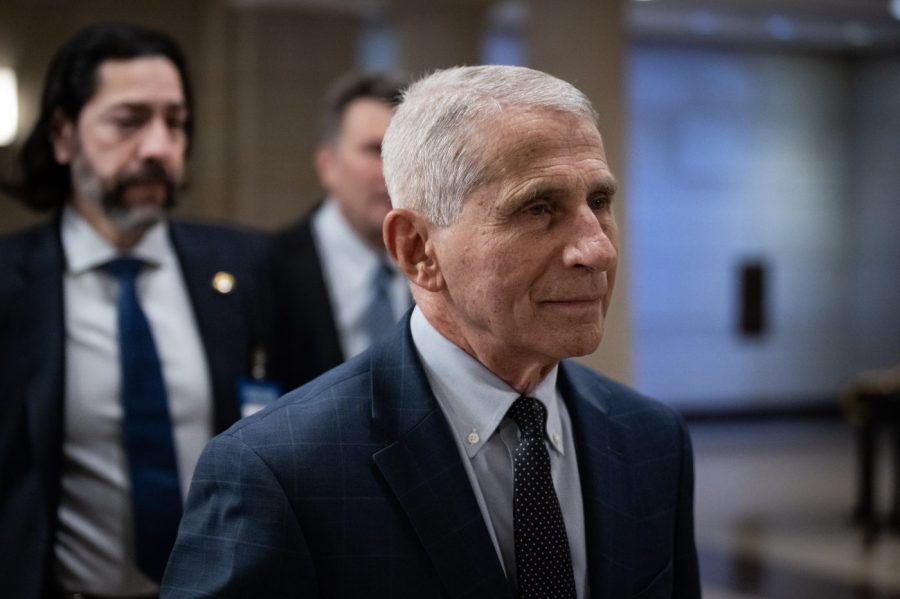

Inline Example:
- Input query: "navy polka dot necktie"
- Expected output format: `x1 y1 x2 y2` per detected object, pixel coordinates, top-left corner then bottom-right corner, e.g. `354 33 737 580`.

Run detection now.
507 396 577 599
104 257 182 583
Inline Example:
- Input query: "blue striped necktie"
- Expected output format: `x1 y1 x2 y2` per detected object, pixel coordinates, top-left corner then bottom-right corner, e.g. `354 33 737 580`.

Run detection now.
103 256 181 583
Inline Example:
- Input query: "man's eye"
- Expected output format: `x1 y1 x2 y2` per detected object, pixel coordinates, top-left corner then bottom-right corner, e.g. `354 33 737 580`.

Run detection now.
167 117 188 131
112 117 142 130
588 194 610 211
525 202 552 216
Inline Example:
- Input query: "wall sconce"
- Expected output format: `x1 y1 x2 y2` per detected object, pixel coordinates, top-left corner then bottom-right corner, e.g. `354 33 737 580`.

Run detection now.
0 67 19 146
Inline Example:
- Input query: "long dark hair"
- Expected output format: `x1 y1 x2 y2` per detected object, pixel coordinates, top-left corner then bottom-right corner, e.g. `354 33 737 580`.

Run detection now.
7 21 194 212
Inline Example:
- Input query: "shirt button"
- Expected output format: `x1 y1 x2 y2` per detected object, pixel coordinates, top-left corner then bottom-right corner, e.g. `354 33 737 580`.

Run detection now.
552 432 562 447
467 431 480 445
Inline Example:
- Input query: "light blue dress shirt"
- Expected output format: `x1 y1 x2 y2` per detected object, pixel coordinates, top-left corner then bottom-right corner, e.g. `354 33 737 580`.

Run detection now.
57 206 212 595
311 199 411 358
410 308 588 598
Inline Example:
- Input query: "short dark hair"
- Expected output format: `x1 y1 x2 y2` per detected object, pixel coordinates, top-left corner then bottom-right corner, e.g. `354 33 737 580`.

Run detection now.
9 21 194 212
319 71 406 143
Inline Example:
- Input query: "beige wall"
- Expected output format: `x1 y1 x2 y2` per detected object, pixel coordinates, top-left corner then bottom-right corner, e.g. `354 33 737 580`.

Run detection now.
0 0 634 383
226 7 358 229
392 0 487 74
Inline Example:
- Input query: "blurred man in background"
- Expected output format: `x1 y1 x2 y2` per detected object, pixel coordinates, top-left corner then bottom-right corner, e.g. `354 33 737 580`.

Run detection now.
272 71 410 391
0 22 276 598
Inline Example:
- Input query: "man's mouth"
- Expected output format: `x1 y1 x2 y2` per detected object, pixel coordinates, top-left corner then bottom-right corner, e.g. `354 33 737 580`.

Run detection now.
540 295 604 309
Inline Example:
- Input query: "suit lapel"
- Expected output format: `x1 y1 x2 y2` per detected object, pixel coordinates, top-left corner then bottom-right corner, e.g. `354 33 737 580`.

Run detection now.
19 222 67 512
168 222 241 432
559 363 634 598
294 215 343 368
370 321 512 599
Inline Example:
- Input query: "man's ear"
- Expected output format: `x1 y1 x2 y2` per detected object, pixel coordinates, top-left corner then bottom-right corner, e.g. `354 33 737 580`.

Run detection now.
383 209 444 292
50 109 75 165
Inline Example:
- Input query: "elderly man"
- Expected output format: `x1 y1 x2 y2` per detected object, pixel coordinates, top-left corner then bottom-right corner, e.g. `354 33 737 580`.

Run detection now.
163 65 700 598
0 23 276 598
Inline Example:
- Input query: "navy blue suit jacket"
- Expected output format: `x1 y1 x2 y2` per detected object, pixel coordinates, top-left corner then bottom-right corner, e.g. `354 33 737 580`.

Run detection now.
0 217 277 598
162 318 700 598
271 209 344 392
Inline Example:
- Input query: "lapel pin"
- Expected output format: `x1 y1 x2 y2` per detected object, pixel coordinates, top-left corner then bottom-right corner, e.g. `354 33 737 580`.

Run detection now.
212 271 235 294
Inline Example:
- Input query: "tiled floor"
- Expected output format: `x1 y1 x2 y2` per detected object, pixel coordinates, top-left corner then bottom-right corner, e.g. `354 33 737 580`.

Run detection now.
691 419 900 598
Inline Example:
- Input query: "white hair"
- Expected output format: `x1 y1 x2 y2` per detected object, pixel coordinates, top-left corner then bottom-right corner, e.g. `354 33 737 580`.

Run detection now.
382 65 599 226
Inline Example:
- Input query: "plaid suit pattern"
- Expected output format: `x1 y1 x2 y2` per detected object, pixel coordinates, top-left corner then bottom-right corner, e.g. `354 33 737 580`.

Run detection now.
161 316 699 598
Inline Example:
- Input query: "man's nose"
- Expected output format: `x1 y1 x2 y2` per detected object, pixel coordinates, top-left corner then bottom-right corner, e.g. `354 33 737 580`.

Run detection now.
561 205 618 271
137 117 180 161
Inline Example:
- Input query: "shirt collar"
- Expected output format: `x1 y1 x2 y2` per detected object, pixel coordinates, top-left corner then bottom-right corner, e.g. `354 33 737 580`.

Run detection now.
410 307 564 458
61 204 172 274
312 198 395 292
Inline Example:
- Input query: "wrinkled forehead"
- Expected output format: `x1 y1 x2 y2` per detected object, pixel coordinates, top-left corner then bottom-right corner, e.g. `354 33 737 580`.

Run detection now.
476 107 607 178
89 57 186 108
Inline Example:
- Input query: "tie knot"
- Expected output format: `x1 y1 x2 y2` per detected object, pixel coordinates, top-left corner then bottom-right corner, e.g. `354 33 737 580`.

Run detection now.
507 396 547 439
103 256 145 281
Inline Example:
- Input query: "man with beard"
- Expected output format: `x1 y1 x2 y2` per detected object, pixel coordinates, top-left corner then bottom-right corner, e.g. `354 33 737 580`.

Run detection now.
0 22 277 598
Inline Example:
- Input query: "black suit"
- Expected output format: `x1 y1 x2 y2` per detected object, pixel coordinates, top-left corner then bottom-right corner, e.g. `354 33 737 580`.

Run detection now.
271 208 344 392
0 217 277 599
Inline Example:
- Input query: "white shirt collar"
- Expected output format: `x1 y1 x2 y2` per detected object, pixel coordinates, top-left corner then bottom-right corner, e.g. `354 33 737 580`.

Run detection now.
61 205 173 274
410 307 564 458
312 198 386 294
311 198 410 358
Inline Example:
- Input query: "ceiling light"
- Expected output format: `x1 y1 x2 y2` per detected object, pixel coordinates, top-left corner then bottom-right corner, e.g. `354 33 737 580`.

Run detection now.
890 0 900 21
0 68 18 146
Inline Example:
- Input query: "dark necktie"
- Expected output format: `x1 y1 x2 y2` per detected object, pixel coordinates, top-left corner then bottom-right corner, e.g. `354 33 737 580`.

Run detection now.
103 257 182 583
364 259 396 345
507 396 577 599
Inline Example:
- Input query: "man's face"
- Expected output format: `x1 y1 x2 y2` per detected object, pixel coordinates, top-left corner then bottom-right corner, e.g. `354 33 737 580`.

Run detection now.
431 109 619 369
53 57 188 236
317 98 393 250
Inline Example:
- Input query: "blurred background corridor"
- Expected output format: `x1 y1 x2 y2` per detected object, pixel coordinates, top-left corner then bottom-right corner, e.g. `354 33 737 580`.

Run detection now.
693 418 900 599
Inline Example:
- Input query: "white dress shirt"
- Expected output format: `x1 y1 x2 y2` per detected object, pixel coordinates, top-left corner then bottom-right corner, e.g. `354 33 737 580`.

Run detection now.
311 199 411 358
55 206 213 595
410 307 588 598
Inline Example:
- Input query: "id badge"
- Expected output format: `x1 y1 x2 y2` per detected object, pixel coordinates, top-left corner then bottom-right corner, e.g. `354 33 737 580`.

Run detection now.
238 377 282 418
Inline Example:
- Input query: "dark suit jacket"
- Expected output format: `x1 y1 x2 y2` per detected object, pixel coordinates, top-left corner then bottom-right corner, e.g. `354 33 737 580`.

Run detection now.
0 217 277 599
271 209 344 393
162 317 701 598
